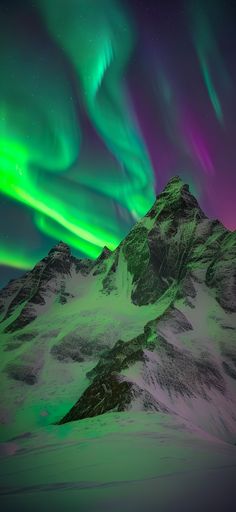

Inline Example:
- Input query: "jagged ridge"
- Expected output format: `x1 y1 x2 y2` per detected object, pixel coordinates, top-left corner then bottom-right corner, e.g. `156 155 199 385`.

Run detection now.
0 176 236 443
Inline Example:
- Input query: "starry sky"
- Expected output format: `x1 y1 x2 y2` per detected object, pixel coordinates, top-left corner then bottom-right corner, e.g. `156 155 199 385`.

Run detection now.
0 0 236 286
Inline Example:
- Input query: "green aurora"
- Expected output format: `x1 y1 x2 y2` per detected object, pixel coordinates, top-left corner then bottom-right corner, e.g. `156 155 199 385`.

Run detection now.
189 2 230 125
0 0 155 268
1 0 235 276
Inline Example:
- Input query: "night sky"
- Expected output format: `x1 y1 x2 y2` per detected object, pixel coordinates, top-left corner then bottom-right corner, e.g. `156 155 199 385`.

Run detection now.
1 0 236 286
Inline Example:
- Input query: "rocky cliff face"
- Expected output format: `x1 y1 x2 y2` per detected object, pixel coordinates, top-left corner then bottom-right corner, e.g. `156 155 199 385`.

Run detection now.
1 242 75 328
102 176 236 310
0 176 236 442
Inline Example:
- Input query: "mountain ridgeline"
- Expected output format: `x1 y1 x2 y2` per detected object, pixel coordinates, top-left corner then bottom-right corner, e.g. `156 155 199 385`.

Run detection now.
0 176 236 443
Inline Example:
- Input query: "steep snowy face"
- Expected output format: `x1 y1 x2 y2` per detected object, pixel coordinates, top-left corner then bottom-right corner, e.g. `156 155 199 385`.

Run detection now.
0 241 92 332
102 176 236 310
0 176 235 442
60 293 236 442
57 178 236 440
1 176 235 329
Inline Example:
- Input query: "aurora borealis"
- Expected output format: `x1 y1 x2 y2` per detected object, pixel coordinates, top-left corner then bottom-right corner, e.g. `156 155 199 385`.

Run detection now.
0 0 236 285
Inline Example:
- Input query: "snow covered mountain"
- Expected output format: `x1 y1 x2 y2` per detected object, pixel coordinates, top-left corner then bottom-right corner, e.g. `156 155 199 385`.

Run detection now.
0 176 236 444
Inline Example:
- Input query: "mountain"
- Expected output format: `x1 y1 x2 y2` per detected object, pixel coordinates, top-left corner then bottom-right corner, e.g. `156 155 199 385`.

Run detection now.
0 176 236 444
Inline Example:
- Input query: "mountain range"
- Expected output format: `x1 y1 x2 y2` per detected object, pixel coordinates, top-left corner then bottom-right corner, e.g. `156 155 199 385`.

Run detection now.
0 175 236 444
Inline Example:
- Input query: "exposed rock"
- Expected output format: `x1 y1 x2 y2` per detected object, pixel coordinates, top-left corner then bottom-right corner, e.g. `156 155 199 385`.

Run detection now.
206 232 236 312
59 315 226 424
157 307 193 335
51 334 108 362
222 361 236 380
2 242 76 332
0 176 236 441
92 246 112 276
58 374 168 424
6 363 38 385
5 353 43 385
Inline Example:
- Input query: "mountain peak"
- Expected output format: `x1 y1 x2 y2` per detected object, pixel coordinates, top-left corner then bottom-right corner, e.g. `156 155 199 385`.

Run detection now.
48 241 71 256
163 174 185 187
145 175 205 221
160 175 192 200
1 174 236 445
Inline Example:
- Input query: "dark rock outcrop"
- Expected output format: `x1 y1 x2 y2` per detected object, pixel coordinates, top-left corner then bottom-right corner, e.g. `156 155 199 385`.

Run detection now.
0 176 235 438
59 315 226 424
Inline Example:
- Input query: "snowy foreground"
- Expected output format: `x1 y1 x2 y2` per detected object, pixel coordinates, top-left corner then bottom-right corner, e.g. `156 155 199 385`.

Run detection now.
0 412 235 512
1 178 236 510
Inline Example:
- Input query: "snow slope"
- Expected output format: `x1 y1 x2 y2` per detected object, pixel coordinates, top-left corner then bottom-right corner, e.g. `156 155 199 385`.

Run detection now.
0 176 235 445
0 412 236 512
